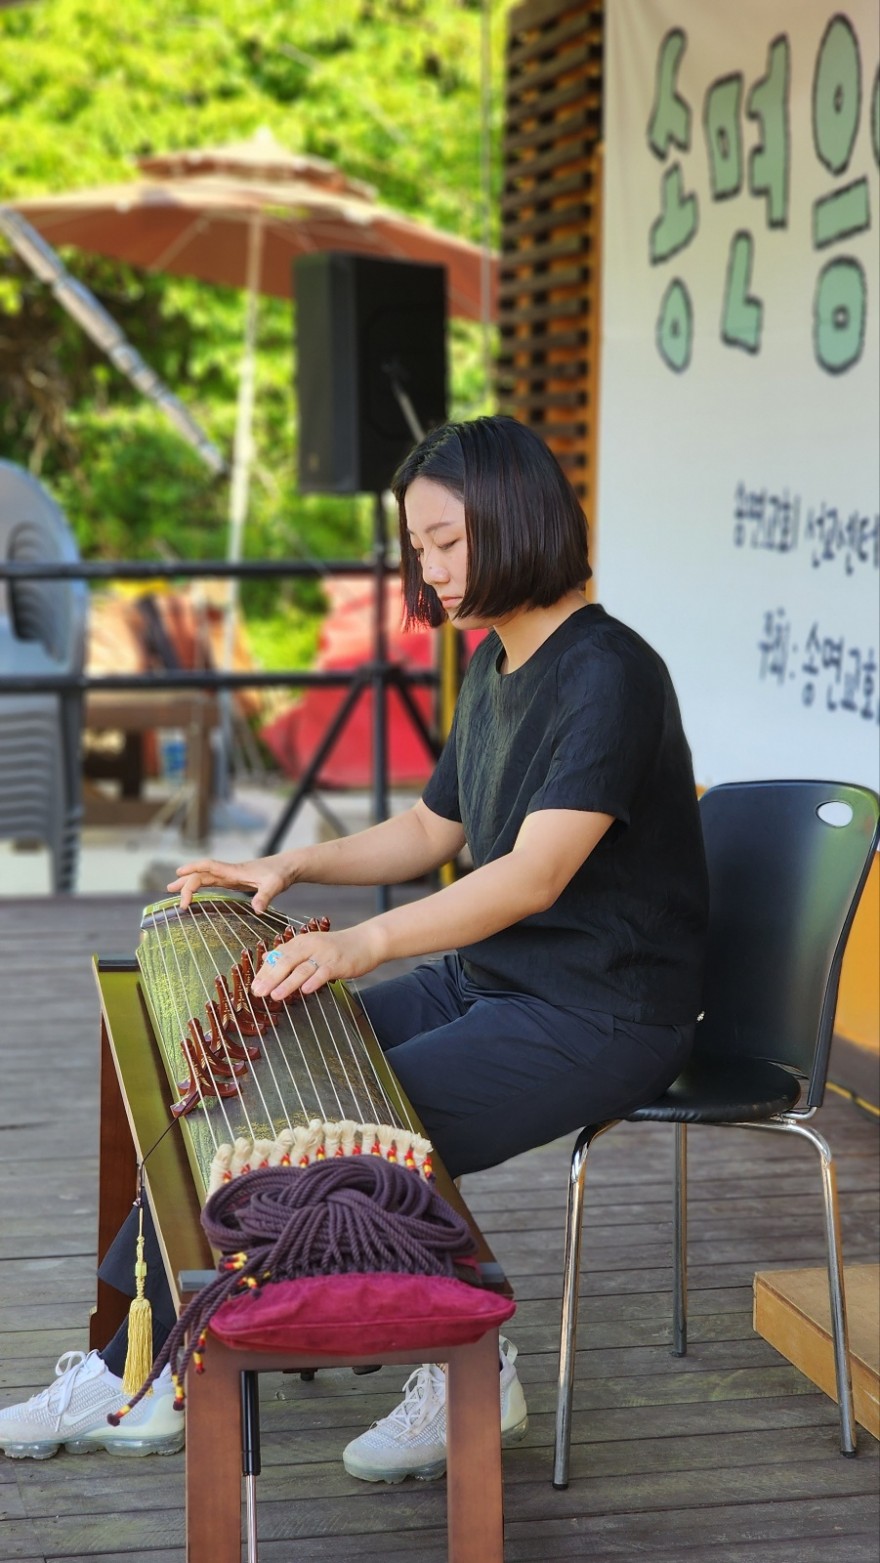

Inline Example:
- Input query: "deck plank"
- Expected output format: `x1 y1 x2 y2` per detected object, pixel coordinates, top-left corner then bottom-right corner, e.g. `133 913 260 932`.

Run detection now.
0 893 877 1562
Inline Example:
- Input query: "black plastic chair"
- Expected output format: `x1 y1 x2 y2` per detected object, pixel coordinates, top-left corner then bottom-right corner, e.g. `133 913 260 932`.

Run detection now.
553 779 880 1488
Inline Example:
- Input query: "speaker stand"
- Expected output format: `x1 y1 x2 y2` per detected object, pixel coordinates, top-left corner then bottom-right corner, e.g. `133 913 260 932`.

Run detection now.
260 496 441 913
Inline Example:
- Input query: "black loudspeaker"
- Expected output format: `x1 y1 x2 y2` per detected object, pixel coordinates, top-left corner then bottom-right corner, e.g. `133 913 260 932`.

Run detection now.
295 253 448 495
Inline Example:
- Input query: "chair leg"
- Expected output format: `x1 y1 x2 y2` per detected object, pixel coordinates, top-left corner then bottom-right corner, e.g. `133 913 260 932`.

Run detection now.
740 1117 857 1455
240 1370 261 1563
553 1121 615 1490
672 1122 687 1356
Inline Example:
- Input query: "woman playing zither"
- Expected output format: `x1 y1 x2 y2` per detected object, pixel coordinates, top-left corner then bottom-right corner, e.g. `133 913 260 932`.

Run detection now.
0 416 708 1477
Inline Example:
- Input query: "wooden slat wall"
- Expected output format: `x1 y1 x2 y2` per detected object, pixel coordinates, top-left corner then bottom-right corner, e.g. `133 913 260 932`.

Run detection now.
497 0 603 518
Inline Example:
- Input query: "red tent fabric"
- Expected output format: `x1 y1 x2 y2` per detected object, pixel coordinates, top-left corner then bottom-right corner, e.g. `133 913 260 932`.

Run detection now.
261 578 439 788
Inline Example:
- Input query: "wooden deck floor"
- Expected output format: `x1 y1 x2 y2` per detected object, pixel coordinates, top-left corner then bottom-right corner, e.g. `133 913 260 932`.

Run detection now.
0 893 877 1563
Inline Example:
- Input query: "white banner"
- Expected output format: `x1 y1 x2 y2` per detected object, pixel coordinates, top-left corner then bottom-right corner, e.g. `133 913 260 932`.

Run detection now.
599 0 879 789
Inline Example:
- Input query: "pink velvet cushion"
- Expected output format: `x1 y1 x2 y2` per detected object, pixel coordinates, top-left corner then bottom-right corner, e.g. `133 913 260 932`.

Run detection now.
209 1271 516 1356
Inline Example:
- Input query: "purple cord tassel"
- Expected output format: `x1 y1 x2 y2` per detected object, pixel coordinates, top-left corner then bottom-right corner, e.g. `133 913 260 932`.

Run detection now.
108 1157 476 1421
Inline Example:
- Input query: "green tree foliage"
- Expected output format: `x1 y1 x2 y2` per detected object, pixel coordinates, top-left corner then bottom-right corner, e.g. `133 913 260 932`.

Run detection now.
0 0 507 640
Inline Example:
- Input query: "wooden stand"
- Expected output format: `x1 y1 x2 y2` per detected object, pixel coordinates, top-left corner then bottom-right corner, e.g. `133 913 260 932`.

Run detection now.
754 1264 880 1440
183 1330 502 1563
92 958 510 1563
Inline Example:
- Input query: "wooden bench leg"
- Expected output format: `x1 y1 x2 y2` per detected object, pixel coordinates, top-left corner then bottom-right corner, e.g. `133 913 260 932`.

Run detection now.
186 1342 243 1563
91 1015 138 1349
446 1330 504 1563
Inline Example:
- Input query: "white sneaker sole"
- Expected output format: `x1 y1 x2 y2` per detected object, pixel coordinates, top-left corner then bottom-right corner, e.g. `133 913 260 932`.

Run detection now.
343 1412 528 1484
1 1429 184 1460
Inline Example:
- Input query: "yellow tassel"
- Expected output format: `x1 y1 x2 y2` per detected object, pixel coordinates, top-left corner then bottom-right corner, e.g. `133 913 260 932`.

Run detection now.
122 1202 153 1397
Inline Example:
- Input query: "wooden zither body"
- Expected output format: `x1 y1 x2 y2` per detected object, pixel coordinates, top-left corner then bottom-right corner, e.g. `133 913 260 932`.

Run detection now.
136 891 432 1201
91 894 510 1563
91 889 502 1330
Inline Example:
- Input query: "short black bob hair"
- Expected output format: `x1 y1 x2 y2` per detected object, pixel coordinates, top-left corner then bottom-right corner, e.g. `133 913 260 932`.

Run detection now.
392 414 591 627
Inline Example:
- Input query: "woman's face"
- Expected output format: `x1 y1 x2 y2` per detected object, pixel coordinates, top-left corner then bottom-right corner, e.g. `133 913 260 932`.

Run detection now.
404 477 481 628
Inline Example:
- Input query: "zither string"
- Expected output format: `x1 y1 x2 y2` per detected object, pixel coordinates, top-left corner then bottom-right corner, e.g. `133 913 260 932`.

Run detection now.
173 904 313 1129
200 900 350 1123
216 899 414 1129
203 897 416 1129
141 896 417 1138
150 903 316 1141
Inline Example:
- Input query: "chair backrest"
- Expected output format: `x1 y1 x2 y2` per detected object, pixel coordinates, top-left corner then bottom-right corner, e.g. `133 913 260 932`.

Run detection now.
696 780 879 1108
0 460 87 673
0 464 88 863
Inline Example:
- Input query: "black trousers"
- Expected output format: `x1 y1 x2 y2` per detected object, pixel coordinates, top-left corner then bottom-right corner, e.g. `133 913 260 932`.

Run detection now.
97 1200 178 1376
98 954 693 1373
360 954 694 1179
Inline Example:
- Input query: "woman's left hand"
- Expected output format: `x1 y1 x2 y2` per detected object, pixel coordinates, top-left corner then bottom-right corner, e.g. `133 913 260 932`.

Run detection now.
251 922 386 1001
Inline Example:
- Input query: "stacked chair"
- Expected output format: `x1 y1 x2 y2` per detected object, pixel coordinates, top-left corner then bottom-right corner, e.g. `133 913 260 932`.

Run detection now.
0 461 88 892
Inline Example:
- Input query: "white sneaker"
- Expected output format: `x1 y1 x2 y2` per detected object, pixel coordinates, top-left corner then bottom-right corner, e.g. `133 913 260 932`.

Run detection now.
0 1350 184 1460
342 1336 528 1484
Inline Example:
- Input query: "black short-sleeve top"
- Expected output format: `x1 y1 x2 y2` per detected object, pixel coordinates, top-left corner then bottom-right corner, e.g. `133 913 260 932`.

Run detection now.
422 604 708 1023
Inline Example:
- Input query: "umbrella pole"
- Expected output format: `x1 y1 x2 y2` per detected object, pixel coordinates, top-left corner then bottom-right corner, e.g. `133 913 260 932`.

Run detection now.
0 209 225 476
217 216 264 810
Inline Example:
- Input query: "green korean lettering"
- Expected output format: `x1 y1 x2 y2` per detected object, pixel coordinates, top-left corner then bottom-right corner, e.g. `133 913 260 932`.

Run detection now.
648 29 691 159
721 231 763 353
748 36 790 227
704 74 744 200
649 164 698 263
813 15 861 175
656 278 693 372
812 179 870 248
813 257 866 373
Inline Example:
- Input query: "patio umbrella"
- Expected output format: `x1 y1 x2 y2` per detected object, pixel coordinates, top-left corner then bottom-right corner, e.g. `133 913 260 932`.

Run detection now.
7 131 497 803
8 129 497 588
9 129 496 314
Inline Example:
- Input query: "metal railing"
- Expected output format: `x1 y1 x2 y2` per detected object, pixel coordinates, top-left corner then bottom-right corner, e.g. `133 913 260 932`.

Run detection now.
0 556 438 697
0 554 441 866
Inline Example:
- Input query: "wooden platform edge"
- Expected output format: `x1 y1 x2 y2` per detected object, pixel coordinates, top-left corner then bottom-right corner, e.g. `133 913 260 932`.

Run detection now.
754 1264 880 1440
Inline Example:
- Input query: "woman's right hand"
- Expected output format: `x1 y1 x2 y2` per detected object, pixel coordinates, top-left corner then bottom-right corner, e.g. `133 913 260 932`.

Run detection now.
167 852 296 913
